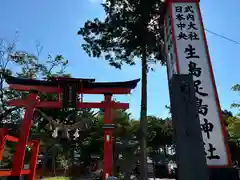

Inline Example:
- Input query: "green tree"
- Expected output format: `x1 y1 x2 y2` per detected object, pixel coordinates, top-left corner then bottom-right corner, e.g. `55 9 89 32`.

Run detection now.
78 0 165 178
227 116 240 139
0 36 70 171
231 84 240 110
224 112 240 167
0 36 69 123
147 116 173 151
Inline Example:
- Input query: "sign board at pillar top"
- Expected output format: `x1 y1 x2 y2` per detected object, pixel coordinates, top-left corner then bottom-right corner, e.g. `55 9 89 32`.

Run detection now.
164 2 231 166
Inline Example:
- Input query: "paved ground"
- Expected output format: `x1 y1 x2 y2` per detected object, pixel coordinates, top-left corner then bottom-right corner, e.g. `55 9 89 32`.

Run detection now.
76 176 174 180
76 179 174 180
74 171 175 180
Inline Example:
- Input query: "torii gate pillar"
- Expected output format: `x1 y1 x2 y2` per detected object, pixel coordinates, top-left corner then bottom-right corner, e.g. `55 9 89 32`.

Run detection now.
103 93 114 179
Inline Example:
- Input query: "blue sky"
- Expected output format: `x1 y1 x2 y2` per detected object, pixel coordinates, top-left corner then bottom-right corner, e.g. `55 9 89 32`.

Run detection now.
0 0 239 119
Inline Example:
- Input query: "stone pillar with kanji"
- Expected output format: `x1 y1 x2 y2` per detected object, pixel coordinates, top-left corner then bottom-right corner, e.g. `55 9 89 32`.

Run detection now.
163 0 240 179
163 0 231 168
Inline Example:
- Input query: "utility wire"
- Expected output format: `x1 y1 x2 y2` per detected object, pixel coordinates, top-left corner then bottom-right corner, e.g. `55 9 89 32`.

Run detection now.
123 0 239 45
121 0 240 45
205 29 240 45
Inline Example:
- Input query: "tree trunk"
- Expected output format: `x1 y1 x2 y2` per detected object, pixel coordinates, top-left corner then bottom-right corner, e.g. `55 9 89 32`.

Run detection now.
42 148 48 170
64 153 69 176
154 160 157 180
124 171 131 180
163 145 168 158
52 152 56 176
140 46 148 180
71 149 74 166
63 144 70 176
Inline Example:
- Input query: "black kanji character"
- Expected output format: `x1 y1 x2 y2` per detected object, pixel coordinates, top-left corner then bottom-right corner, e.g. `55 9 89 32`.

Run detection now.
178 32 188 40
201 118 214 139
188 61 202 77
177 22 186 30
180 81 190 94
188 32 199 41
176 14 185 21
185 5 194 13
196 97 208 116
188 22 198 30
186 13 195 21
175 6 183 13
194 80 208 97
207 143 220 160
184 44 200 59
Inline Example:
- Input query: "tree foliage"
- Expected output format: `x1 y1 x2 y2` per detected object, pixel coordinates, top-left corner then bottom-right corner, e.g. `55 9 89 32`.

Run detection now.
0 36 70 169
78 0 165 69
78 1 166 179
0 36 69 124
231 84 240 109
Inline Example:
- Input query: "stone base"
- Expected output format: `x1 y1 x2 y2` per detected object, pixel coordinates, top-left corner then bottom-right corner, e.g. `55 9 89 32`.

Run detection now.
7 177 21 180
173 167 239 180
209 168 239 180
7 176 27 180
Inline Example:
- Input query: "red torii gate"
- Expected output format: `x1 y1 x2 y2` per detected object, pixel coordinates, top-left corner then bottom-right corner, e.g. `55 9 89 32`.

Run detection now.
3 75 139 180
0 128 40 180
